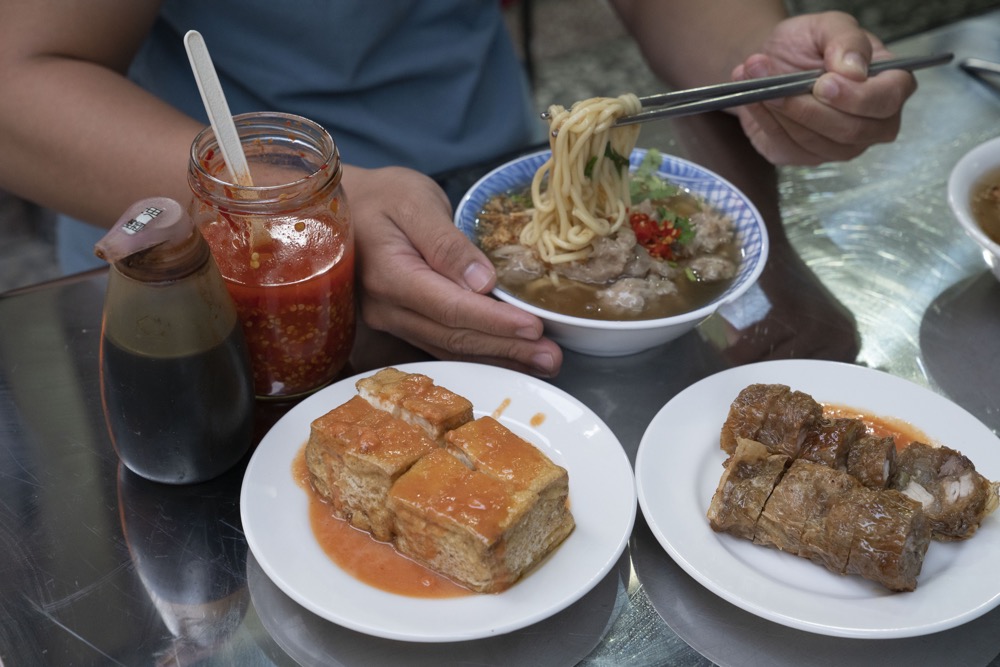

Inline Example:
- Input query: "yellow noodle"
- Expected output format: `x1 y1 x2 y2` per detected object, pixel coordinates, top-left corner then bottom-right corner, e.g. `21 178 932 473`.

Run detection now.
521 93 641 264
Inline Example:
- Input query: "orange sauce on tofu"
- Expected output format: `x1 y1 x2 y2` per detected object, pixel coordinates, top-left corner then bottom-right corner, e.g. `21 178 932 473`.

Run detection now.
823 404 932 451
391 448 513 544
447 417 553 491
292 446 472 598
377 373 473 423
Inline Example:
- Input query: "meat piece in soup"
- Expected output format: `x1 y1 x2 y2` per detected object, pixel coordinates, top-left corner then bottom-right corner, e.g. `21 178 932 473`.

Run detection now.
475 170 740 322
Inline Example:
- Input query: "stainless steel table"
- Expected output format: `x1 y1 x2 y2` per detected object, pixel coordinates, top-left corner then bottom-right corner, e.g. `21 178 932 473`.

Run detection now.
3 12 1000 666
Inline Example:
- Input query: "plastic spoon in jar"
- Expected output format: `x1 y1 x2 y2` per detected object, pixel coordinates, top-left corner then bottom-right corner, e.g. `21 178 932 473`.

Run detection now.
183 30 270 251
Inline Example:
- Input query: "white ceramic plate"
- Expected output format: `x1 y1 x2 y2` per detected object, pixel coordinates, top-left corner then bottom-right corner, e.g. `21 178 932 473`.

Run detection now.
241 361 636 642
635 359 1000 639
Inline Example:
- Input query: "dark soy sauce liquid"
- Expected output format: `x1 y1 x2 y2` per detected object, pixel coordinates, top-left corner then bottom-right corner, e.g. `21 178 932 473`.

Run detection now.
101 325 254 484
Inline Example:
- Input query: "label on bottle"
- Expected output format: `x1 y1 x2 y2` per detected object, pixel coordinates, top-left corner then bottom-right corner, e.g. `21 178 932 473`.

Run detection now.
123 206 166 235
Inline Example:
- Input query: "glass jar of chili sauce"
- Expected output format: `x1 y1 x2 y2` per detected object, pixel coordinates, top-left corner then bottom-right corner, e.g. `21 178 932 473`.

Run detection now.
188 112 355 399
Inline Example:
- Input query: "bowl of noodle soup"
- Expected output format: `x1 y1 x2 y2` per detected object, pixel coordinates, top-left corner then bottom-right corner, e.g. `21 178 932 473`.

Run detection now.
947 134 1000 283
455 96 768 357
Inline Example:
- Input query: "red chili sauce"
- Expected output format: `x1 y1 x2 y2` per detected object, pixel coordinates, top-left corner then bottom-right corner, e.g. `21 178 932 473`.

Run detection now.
202 211 355 398
824 404 931 451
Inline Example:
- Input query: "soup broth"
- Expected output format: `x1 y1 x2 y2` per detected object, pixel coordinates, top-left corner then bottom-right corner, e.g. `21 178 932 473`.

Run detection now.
498 244 738 322
477 186 740 322
970 165 1000 245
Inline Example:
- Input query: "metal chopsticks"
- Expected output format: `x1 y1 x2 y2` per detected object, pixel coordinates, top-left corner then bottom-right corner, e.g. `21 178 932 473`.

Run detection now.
614 52 954 127
959 57 1000 79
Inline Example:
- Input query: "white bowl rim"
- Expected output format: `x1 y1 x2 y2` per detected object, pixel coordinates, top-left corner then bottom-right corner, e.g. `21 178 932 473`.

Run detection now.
947 134 1000 256
454 148 771 331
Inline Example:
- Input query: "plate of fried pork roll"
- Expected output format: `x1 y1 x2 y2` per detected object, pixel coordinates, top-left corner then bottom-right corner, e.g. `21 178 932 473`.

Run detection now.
242 361 636 642
635 359 1000 638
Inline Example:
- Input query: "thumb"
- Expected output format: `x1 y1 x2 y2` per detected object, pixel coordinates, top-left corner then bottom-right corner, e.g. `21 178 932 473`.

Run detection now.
811 12 874 81
421 223 498 294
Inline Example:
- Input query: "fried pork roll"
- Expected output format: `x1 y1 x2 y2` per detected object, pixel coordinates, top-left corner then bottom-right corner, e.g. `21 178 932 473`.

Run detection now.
833 487 930 592
754 459 858 565
891 442 1000 541
720 384 823 459
710 453 932 592
798 417 865 470
846 434 897 489
707 438 790 541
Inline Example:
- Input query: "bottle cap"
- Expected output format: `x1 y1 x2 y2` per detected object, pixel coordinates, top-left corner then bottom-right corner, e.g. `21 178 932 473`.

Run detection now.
95 198 208 280
95 198 193 262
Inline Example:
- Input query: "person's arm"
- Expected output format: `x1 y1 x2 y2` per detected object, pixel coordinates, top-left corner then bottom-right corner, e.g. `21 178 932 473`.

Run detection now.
0 2 563 376
610 2 917 166
611 0 789 89
0 0 202 227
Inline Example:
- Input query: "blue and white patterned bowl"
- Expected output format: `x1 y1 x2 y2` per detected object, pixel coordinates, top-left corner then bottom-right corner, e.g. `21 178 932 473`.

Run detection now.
454 148 770 356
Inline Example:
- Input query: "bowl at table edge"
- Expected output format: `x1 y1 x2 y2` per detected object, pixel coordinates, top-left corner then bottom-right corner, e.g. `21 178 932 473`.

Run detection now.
947 134 1000 283
453 148 770 357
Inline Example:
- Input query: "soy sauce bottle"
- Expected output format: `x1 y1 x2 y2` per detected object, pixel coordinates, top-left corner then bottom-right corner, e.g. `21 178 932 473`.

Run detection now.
96 198 254 484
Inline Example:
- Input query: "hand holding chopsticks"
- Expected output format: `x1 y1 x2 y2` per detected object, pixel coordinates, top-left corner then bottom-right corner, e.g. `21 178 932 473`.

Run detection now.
614 52 954 127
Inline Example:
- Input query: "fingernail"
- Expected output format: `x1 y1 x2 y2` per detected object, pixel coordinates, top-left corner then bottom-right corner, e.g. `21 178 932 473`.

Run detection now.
463 262 494 292
516 324 541 339
842 51 867 77
745 60 769 79
531 351 556 375
814 76 839 103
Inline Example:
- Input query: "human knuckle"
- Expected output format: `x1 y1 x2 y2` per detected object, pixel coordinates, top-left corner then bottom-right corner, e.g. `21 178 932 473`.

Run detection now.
440 327 480 355
427 230 468 267
359 265 393 300
436 298 465 329
358 298 390 332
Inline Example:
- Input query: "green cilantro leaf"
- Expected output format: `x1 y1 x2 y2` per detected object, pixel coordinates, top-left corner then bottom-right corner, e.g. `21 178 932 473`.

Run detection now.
629 149 680 202
604 144 629 172
675 216 695 245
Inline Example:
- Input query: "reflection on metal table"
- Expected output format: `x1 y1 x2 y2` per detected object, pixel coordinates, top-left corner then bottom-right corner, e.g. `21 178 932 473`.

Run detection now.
3 10 1000 667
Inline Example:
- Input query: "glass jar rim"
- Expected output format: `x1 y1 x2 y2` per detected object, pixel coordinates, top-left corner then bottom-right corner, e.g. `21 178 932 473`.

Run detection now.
189 111 341 196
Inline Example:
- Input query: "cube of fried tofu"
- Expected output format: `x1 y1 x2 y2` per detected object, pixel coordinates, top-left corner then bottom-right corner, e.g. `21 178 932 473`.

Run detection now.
305 395 439 541
444 416 567 496
356 368 474 443
388 447 575 593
